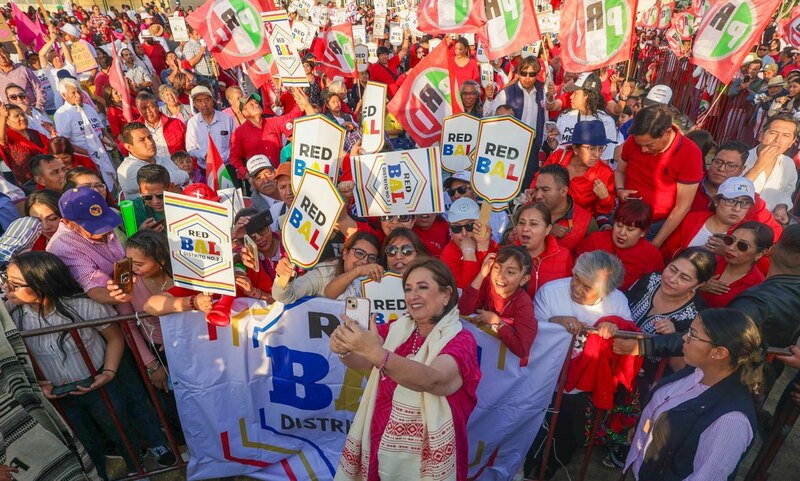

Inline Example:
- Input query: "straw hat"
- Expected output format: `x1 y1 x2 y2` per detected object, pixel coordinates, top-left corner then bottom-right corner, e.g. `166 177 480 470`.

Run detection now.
149 24 164 37
767 75 787 88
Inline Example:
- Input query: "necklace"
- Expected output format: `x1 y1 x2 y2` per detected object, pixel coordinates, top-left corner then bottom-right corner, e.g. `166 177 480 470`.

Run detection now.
406 327 422 358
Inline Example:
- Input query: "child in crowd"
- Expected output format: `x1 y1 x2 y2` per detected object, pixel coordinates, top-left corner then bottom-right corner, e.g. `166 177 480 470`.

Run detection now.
773 203 798 228
133 164 169 231
171 150 204 184
458 246 537 365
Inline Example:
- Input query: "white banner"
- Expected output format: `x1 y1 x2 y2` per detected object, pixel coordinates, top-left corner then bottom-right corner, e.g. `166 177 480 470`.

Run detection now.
162 297 573 480
351 148 445 217
360 81 387 154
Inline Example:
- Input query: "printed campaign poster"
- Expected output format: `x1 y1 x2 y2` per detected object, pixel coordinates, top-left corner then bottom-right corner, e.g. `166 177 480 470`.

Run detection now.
360 81 387 154
262 10 309 87
291 115 345 192
164 192 236 296
351 147 445 217
168 16 190 41
471 116 534 206
361 272 405 325
440 113 480 173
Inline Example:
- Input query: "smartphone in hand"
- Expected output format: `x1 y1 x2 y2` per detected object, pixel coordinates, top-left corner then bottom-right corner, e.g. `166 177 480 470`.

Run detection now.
113 258 134 293
345 297 371 330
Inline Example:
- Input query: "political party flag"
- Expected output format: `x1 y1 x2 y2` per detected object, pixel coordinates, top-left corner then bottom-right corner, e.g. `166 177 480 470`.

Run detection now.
108 43 134 122
319 23 357 79
691 0 711 17
692 0 782 85
479 0 541 60
206 134 235 192
185 0 273 69
664 27 684 58
782 6 800 48
559 0 638 74
672 11 696 40
657 1 673 29
387 42 462 147
639 4 659 28
10 2 45 50
417 0 486 34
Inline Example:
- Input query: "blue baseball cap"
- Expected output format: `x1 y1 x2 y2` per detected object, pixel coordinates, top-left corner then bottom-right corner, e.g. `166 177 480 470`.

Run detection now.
59 187 121 235
571 120 612 146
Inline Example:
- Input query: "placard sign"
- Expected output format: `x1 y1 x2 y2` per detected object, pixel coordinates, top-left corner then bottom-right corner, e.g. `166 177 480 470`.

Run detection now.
367 41 378 63
351 147 445 217
521 42 541 58
291 21 312 50
389 22 403 46
352 24 367 45
168 16 189 41
373 15 386 39
361 272 405 324
331 8 347 25
360 81 387 154
262 10 309 87
479 62 494 87
375 0 388 16
70 42 98 73
281 170 344 269
476 41 488 63
164 192 236 296
440 113 480 173
471 116 534 204
291 115 345 192
298 0 313 17
355 44 369 71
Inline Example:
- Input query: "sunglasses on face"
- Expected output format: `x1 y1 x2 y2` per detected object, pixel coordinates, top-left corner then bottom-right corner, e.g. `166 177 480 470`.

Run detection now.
446 185 469 197
350 247 378 264
385 244 415 257
140 192 165 202
380 215 413 223
8 93 27 101
450 222 476 234
720 234 753 252
518 71 537 78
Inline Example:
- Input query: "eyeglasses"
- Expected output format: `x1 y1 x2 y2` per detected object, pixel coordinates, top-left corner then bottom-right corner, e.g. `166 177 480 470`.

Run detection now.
0 271 28 292
709 158 741 172
720 234 753 252
719 197 754 209
449 222 476 234
446 185 469 197
78 182 107 191
140 193 165 202
8 93 27 101
518 71 537 78
349 247 378 264
578 145 605 155
385 244 415 257
461 91 479 96
686 328 715 345
380 215 413 223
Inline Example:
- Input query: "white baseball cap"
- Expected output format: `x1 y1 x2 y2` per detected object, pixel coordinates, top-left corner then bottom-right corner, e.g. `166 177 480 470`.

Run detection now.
443 170 471 189
447 197 480 224
718 177 755 201
190 85 214 100
246 155 275 176
60 24 81 39
646 85 673 105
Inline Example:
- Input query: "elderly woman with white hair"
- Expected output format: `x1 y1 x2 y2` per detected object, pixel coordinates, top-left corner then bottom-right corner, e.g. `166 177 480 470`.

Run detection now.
525 250 632 479
53 77 117 190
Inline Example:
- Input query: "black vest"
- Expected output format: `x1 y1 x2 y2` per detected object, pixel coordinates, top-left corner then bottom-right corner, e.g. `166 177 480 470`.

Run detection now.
637 367 758 481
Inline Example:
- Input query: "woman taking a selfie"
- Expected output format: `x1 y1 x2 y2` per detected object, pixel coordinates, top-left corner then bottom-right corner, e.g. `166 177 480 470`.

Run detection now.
331 258 481 481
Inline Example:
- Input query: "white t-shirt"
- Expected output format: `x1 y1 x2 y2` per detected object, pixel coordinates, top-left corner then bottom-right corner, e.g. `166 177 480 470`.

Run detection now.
744 147 798 210
555 109 623 161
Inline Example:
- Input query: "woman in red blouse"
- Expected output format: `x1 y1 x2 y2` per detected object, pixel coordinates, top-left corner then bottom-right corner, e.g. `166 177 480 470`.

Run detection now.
451 37 480 88
0 104 48 184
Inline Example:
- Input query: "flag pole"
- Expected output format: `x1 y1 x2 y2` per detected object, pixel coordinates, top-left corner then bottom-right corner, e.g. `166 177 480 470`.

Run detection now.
697 84 728 128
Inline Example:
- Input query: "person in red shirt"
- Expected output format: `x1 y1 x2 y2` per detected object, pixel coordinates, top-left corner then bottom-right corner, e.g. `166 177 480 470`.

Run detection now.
615 104 703 248
412 213 449 256
235 208 284 302
459 246 538 364
511 202 573 296
141 34 167 77
530 164 597 253
440 197 498 288
368 39 410 99
690 140 783 243
451 37 480 88
541 120 616 216
229 90 315 179
135 92 186 156
699 221 772 308
576 200 663 290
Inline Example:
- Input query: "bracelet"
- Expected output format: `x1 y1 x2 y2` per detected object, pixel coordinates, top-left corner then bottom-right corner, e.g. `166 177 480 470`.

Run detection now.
378 349 390 380
338 352 351 359
102 368 116 376
189 295 198 311
146 361 162 376
615 186 625 191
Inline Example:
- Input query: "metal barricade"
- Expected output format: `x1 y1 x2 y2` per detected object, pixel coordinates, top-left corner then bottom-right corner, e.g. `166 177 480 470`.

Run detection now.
20 313 187 481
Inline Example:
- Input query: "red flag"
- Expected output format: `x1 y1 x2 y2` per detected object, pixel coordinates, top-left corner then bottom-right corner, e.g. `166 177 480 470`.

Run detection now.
782 6 800 48
692 0 782 85
417 0 486 35
206 134 235 192
478 0 541 61
559 0 638 74
244 50 279 90
108 44 134 122
319 23 358 79
185 0 274 70
387 42 462 148
10 2 44 50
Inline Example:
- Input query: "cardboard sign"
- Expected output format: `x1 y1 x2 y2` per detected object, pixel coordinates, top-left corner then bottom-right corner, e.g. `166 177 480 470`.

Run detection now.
281 170 344 269
428 37 441 51
389 22 403 46
361 81 387 154
168 16 189 42
291 21 312 50
164 192 236 296
361 272 405 324
355 44 369 71
351 147 445 217
291 114 345 192
373 15 386 39
70 42 98 74
318 6 330 26
352 24 367 45
262 10 309 87
479 62 494 87
0 16 14 43
440 113 480 173
471 116 535 205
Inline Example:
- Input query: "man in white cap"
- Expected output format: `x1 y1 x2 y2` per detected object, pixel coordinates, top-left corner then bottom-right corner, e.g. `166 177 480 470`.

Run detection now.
59 23 98 58
443 170 508 243
185 85 236 168
246 155 280 211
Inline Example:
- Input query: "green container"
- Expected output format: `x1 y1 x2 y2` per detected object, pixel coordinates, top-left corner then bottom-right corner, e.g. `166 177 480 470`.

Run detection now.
119 200 138 238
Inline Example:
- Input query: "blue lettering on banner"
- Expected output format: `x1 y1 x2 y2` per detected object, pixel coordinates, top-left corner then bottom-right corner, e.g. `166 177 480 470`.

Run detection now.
476 156 491 173
266 345 332 410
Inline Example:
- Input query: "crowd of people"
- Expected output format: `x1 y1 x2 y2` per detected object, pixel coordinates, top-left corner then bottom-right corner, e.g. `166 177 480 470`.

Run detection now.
0 1 799 481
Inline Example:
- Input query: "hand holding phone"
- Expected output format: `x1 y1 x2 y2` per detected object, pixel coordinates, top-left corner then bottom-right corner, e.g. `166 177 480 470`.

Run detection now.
345 297 371 330
113 258 133 294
